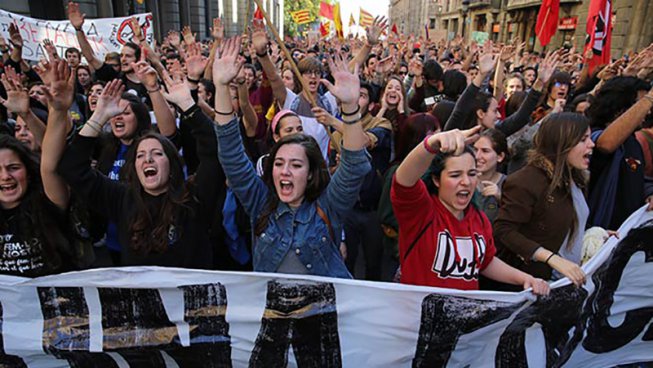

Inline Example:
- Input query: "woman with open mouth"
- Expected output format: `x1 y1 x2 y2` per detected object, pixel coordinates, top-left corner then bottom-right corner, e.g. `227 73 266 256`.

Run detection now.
59 68 224 269
391 124 549 296
494 112 595 289
213 37 370 278
69 59 176 266
0 60 94 277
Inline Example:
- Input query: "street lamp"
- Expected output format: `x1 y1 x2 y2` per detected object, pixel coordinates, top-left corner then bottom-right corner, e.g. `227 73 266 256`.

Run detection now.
461 0 470 39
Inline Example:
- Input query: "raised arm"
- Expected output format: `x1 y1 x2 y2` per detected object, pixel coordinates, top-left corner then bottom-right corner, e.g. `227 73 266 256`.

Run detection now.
236 69 259 138
348 16 386 72
596 86 653 153
395 126 481 187
213 36 269 218
129 59 176 137
443 47 497 131
203 18 224 81
495 51 558 136
58 79 127 220
40 59 76 210
68 1 103 69
250 19 287 105
0 67 46 145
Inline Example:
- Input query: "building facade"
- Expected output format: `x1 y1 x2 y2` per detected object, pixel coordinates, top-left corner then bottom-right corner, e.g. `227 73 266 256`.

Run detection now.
0 0 284 41
389 0 653 58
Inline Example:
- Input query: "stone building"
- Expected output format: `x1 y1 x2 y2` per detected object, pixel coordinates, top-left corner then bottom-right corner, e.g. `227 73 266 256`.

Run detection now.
390 0 653 58
0 0 284 41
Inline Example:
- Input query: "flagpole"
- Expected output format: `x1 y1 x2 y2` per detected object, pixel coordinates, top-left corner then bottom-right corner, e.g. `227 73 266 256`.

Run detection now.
252 0 317 108
244 0 251 35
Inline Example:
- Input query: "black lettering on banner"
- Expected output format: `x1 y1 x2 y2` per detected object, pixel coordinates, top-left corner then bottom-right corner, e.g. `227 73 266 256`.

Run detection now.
249 281 342 368
494 285 587 368
412 294 524 368
38 287 123 367
0 301 28 368
582 220 653 352
97 288 178 367
165 283 232 367
38 287 90 352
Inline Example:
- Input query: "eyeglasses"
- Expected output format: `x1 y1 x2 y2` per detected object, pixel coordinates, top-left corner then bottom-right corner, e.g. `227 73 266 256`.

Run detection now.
302 70 320 77
398 71 407 75
554 82 568 88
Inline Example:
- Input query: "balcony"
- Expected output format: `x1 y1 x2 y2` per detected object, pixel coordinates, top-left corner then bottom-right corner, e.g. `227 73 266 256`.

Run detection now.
507 0 581 10
468 0 492 8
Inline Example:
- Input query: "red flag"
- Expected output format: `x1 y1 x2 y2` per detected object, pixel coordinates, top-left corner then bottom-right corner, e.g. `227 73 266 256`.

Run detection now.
584 0 613 73
254 6 264 20
319 2 334 20
535 0 560 47
391 23 398 35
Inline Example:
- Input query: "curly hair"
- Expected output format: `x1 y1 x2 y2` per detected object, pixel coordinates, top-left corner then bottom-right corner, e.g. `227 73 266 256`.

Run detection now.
585 76 650 130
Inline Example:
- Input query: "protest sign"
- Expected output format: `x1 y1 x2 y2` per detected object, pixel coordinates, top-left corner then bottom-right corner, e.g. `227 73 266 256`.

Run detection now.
472 31 490 45
0 10 154 62
0 207 651 367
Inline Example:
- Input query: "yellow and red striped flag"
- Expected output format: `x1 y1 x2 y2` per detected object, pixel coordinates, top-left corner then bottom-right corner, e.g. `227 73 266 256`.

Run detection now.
359 7 374 28
333 2 344 40
349 13 356 27
291 9 312 24
320 21 331 36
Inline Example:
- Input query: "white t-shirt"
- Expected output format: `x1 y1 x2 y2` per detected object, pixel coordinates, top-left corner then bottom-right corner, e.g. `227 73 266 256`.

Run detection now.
283 88 337 161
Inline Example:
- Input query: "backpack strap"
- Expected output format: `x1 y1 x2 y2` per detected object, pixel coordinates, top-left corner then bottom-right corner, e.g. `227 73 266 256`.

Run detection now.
315 202 336 243
402 217 434 262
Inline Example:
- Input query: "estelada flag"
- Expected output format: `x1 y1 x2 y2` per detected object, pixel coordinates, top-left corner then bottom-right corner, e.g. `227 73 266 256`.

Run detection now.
391 23 399 35
254 6 264 20
319 1 334 20
584 0 613 73
349 14 356 27
291 9 312 25
333 2 344 40
535 0 559 46
320 22 331 36
359 7 374 28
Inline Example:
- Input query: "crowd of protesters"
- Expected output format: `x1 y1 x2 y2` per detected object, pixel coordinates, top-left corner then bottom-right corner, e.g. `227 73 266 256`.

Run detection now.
0 1 652 298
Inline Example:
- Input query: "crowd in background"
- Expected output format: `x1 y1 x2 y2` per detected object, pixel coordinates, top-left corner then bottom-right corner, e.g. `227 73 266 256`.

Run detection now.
0 1 652 298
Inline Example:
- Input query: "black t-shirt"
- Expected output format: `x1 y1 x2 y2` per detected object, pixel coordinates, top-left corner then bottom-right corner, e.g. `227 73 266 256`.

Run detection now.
0 204 67 278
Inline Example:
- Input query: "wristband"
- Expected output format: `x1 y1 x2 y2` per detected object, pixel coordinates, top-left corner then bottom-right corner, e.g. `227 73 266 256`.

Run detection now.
256 50 268 58
341 105 360 117
146 86 160 93
545 252 557 265
215 108 235 116
187 76 200 83
341 113 362 125
423 135 439 155
74 27 83 32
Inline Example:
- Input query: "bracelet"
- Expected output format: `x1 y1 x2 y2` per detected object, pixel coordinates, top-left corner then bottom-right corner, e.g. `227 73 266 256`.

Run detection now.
643 95 653 104
74 27 83 32
545 252 557 265
86 120 102 133
146 85 160 93
215 108 235 116
256 50 268 58
187 76 200 83
423 135 439 155
341 105 360 117
341 113 362 125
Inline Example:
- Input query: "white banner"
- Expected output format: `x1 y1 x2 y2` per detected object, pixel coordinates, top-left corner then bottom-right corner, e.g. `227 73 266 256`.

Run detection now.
0 10 154 62
0 207 652 367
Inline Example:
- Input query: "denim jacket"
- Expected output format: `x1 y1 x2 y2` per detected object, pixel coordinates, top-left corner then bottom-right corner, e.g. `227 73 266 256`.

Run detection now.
214 118 371 278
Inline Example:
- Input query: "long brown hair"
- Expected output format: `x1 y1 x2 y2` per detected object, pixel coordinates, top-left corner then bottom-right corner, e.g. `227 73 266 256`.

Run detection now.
531 112 589 246
123 133 194 254
254 134 330 236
